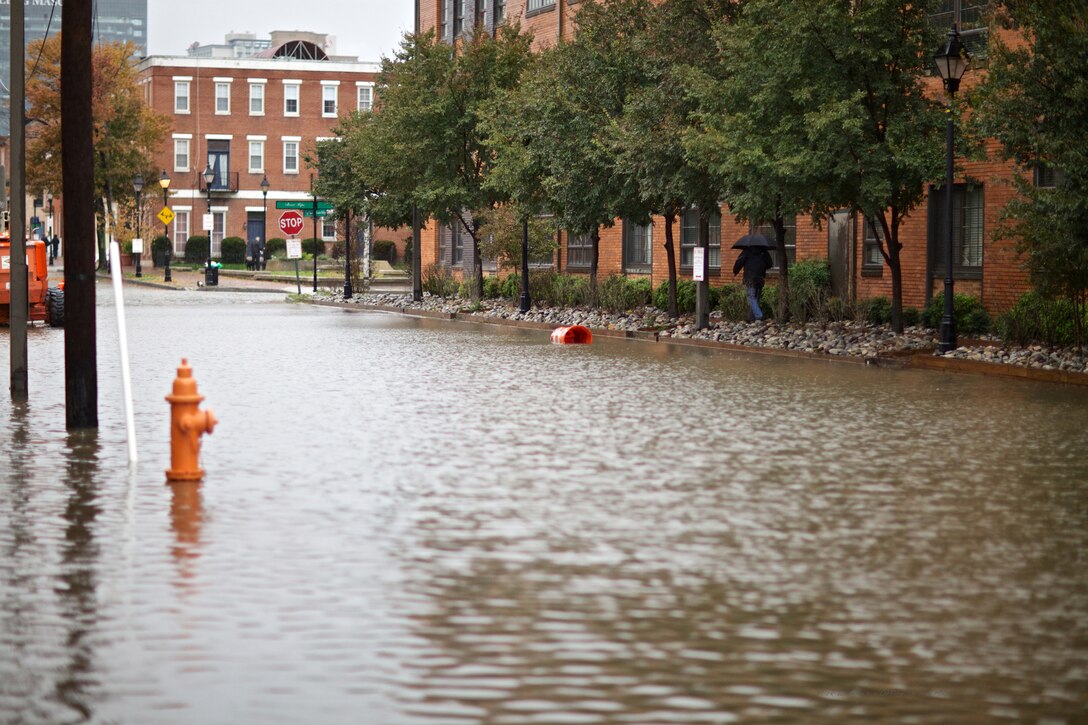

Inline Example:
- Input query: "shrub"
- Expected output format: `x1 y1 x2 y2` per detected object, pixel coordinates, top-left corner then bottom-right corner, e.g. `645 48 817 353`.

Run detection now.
331 241 345 260
402 237 413 267
525 271 590 307
151 235 170 266
302 237 324 257
483 275 503 299
718 284 749 321
923 292 991 335
221 236 246 265
598 274 652 313
902 307 922 327
994 291 1080 347
184 235 210 263
861 297 893 325
501 272 521 299
422 264 458 297
372 240 397 264
787 259 832 323
825 296 852 322
760 285 779 320
265 237 286 257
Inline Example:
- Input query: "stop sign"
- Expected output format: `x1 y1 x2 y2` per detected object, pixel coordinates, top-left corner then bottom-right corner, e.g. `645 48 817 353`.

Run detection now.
279 210 304 236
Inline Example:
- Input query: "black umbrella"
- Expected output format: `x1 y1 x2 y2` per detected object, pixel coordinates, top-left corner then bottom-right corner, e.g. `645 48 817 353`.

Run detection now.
732 233 774 250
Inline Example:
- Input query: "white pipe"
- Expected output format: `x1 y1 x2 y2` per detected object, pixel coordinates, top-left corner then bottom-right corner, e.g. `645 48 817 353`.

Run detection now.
109 240 138 465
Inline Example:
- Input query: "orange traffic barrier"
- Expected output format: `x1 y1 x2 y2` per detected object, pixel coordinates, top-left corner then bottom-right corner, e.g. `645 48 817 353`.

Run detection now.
165 358 218 482
551 325 593 344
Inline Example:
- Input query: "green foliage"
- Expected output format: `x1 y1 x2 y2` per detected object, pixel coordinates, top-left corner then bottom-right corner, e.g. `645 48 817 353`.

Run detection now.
597 274 652 313
265 237 286 257
184 236 210 263
760 285 779 320
372 240 397 263
483 275 503 299
923 293 992 336
500 272 521 300
861 297 893 325
974 1 1088 346
151 235 170 266
523 271 591 308
786 260 832 324
332 241 346 260
653 278 698 314
221 236 246 265
302 237 325 257
902 307 921 327
422 264 459 297
994 292 1084 347
718 283 749 321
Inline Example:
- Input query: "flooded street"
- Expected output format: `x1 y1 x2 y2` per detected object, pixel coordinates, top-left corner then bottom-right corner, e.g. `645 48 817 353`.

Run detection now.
2 282 1087 723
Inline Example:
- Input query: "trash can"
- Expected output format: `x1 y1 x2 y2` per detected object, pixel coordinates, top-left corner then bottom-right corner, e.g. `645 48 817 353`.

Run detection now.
205 262 219 287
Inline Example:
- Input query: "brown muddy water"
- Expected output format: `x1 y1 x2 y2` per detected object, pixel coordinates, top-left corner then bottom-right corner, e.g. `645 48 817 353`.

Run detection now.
2 283 1087 723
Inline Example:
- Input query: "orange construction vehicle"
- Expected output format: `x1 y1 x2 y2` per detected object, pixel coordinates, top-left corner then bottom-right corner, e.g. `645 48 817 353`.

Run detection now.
0 231 64 326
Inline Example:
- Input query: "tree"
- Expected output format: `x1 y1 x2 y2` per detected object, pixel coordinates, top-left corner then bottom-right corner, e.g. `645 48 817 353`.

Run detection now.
350 27 535 299
484 0 650 301
692 0 948 331
25 37 170 268
613 0 743 319
974 0 1088 346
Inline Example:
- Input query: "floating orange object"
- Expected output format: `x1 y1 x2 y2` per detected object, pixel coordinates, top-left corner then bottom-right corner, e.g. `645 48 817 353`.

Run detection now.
551 325 593 344
165 358 218 482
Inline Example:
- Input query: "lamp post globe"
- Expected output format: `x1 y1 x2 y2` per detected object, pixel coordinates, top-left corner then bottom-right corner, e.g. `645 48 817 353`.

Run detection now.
133 173 144 277
934 24 970 353
160 170 172 282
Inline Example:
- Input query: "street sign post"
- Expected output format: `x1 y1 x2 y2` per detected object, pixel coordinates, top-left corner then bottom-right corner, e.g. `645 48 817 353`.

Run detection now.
286 238 302 294
279 210 305 236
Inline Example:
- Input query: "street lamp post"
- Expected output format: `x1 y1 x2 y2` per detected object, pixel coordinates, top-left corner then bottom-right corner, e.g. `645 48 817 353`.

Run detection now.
260 174 270 271
343 210 353 300
203 164 216 278
934 24 969 353
133 173 143 278
160 170 172 282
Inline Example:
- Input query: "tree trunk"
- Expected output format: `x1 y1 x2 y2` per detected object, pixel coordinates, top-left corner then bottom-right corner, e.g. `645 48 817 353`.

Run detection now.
663 211 678 319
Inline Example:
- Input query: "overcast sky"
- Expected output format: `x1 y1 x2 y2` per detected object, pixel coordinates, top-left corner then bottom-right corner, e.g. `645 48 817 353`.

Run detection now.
146 0 415 62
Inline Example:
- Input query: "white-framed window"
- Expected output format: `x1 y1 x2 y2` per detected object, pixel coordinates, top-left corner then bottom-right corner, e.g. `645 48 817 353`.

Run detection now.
321 82 339 117
527 0 555 11
622 219 652 274
680 207 722 269
321 216 337 240
283 81 300 116
172 209 191 255
283 138 300 174
173 78 191 114
215 82 230 114
356 83 373 112
248 139 265 173
249 81 265 115
173 136 190 172
211 210 227 256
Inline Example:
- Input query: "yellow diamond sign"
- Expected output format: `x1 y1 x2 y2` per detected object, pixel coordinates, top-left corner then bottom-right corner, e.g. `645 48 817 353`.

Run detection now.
157 206 175 226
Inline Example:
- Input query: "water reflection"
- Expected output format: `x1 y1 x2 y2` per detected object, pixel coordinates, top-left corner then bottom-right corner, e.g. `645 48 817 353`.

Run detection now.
55 431 102 721
169 482 204 590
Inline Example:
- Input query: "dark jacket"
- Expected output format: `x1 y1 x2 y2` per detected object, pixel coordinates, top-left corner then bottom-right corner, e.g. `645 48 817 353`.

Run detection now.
733 248 773 286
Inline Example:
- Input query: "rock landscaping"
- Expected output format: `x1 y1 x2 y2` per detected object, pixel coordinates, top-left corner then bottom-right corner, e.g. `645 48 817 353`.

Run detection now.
315 289 1088 377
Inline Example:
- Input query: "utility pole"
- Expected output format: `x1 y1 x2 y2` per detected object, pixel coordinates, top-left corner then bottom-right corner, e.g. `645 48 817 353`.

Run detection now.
9 0 28 402
63 0 98 429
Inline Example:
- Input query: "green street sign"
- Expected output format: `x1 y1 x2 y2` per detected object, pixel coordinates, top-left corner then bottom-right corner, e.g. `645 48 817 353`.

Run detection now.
276 200 334 211
303 209 332 218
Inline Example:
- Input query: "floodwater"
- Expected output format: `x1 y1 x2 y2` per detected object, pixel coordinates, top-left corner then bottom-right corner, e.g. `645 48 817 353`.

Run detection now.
2 282 1087 724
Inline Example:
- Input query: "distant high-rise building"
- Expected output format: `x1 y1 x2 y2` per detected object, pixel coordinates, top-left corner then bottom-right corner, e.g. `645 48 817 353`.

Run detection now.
0 0 148 135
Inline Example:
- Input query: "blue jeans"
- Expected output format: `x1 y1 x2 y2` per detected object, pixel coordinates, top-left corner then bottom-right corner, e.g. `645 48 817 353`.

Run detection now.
746 285 763 320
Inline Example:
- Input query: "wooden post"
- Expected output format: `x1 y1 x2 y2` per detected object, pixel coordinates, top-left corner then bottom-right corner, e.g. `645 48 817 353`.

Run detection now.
62 0 98 429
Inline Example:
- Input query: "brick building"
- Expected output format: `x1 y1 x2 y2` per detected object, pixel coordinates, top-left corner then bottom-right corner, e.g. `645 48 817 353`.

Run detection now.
415 0 1033 316
136 37 378 262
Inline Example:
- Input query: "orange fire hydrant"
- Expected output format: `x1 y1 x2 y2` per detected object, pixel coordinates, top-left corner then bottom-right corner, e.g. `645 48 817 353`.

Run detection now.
165 358 218 482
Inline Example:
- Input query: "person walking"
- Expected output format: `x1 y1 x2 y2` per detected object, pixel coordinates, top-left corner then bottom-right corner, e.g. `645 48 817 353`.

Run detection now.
50 232 60 265
733 246 773 321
